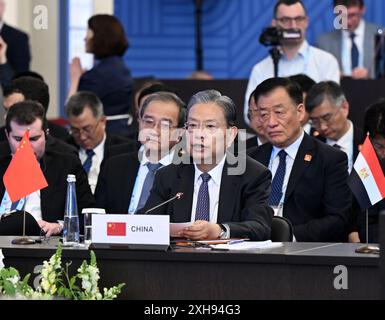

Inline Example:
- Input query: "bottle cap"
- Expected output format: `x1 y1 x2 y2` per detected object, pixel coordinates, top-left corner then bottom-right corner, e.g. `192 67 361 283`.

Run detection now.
67 174 76 183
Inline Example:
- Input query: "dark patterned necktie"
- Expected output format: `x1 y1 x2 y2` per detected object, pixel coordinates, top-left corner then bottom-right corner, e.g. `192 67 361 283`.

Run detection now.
82 149 95 174
350 32 359 70
269 150 287 206
195 173 211 221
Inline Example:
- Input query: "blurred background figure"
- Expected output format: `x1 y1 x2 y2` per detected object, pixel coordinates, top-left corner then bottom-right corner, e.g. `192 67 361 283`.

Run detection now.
316 0 383 79
68 14 133 137
0 0 31 85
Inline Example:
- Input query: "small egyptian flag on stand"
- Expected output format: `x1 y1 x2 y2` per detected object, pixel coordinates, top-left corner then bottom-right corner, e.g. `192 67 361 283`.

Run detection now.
348 136 385 253
2 130 48 244
348 136 385 211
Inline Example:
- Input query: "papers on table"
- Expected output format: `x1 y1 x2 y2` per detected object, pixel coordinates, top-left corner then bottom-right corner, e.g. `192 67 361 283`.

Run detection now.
210 240 283 251
170 222 193 237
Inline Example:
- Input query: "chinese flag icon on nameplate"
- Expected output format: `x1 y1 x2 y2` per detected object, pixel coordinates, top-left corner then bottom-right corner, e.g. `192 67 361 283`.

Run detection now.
107 222 126 236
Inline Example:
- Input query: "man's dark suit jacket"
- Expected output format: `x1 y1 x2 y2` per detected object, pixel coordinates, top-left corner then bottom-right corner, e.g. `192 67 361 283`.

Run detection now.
78 56 133 117
248 134 351 242
0 151 95 223
139 155 273 241
0 24 31 75
95 151 140 214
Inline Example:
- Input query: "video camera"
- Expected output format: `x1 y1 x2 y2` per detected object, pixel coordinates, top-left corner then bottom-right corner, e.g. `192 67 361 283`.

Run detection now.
259 27 302 47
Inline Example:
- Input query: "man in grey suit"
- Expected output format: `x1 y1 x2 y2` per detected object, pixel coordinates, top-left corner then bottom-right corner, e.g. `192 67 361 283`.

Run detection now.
316 0 382 79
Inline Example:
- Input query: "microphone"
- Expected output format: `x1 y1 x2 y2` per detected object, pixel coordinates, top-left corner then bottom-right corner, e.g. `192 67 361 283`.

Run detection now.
144 193 183 215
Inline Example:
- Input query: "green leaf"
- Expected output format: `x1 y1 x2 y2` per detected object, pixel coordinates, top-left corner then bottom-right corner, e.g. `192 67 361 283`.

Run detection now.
3 280 16 296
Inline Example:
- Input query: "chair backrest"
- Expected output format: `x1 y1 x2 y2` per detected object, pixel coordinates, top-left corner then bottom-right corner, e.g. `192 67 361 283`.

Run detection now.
271 216 293 242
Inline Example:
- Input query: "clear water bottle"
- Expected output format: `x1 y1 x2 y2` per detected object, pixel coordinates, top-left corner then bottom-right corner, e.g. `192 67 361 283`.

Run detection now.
63 174 80 246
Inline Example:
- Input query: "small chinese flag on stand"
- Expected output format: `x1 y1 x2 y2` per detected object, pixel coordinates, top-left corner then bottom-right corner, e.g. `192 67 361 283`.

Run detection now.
107 222 126 236
3 131 48 202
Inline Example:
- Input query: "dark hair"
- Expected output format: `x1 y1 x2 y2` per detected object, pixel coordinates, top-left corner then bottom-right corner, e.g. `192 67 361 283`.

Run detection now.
66 91 104 119
364 99 385 138
5 100 48 134
12 71 45 82
88 14 129 59
289 74 316 94
305 81 346 113
274 0 307 17
333 0 364 8
3 77 50 112
187 90 237 127
253 77 303 107
138 83 178 108
139 92 186 128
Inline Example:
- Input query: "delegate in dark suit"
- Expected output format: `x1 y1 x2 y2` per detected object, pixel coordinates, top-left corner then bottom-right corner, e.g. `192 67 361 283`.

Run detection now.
0 151 95 223
316 22 382 79
140 156 273 241
0 23 31 75
248 134 351 242
95 151 140 214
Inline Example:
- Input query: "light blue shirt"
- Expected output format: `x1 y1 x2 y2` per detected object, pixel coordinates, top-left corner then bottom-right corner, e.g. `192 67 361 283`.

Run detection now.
244 41 340 124
341 20 365 76
128 148 175 214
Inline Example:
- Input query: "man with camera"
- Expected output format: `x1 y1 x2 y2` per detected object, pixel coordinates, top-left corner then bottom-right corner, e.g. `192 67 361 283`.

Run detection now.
244 0 340 124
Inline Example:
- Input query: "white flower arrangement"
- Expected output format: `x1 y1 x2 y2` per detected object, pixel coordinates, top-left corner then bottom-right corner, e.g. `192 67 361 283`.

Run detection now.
0 244 124 300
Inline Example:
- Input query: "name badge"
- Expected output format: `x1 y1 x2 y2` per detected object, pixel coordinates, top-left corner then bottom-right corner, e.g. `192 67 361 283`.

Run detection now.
92 214 170 246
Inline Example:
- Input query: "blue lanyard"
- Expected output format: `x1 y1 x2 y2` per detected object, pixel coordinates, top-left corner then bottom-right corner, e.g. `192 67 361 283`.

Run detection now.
0 191 26 215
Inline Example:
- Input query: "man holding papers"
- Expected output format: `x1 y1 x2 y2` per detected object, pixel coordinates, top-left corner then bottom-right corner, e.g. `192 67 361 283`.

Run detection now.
141 90 273 241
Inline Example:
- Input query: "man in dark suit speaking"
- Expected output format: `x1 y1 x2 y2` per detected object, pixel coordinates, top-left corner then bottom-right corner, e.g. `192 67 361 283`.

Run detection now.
0 0 31 79
248 78 351 242
0 101 94 237
141 90 273 241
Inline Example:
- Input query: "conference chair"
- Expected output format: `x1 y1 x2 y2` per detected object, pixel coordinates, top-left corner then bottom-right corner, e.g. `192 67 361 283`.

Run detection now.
271 216 293 242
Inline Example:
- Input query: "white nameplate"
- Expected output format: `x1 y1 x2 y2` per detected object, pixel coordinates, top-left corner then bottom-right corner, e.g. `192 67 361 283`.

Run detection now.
92 214 170 245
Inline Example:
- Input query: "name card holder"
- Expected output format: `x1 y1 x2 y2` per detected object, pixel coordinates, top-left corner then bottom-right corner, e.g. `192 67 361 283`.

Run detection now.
90 214 170 251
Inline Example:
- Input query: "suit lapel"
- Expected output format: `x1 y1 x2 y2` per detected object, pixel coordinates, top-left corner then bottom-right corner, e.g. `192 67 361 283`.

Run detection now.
218 160 241 223
253 144 273 167
40 154 53 220
284 135 315 201
122 153 140 213
336 32 343 68
173 164 194 222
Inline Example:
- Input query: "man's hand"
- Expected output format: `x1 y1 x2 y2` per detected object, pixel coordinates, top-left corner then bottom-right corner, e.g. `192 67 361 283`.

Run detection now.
179 221 221 240
351 67 369 79
0 36 8 64
348 231 361 243
38 220 62 237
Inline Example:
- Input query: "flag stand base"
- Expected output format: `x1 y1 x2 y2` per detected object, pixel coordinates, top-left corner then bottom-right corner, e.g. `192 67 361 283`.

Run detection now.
355 245 380 254
11 237 36 245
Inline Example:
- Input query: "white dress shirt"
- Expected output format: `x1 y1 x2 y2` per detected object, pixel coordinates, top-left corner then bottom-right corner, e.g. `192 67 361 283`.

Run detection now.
244 41 340 124
190 156 226 223
341 20 365 76
128 147 175 214
79 134 106 194
268 131 305 214
326 120 354 173
0 190 43 222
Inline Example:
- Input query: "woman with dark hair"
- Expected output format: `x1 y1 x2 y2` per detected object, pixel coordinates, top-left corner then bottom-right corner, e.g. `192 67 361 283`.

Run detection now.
69 14 133 136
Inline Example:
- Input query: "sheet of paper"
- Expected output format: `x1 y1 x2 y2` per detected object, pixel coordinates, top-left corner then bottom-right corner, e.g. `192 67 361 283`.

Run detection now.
170 222 193 237
210 240 283 251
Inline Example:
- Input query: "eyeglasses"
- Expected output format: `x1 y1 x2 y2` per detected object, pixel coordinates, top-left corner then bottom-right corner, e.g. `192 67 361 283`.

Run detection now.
140 118 177 130
69 120 101 137
310 110 340 128
275 16 307 26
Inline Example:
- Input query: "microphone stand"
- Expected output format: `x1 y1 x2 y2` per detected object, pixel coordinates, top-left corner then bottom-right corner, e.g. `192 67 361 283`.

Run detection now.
194 0 204 71
145 193 184 215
